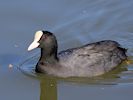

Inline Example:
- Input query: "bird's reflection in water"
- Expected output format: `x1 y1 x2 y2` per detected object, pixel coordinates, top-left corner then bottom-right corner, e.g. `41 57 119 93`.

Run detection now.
39 76 57 100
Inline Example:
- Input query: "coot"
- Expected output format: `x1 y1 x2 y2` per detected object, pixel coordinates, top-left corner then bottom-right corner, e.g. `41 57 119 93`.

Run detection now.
28 30 127 77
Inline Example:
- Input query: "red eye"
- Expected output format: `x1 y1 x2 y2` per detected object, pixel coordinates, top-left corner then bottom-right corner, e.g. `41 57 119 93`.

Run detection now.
44 35 47 39
42 35 47 40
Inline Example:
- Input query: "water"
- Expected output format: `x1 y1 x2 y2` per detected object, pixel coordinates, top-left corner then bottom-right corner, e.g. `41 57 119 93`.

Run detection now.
0 0 133 100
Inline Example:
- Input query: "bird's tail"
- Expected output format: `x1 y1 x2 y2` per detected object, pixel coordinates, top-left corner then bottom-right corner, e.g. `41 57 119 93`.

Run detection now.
118 47 127 60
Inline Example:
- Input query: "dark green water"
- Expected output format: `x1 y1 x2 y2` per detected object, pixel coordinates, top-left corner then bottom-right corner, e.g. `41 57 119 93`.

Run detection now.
0 0 133 100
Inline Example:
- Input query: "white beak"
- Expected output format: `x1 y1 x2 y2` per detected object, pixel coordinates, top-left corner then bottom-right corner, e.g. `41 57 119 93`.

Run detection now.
28 31 43 51
28 41 40 51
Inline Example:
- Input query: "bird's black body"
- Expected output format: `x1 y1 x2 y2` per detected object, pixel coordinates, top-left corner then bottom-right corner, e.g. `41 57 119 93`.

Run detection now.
29 31 127 77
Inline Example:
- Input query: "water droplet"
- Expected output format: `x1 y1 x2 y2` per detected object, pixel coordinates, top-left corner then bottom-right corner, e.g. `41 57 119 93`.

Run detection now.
8 64 13 68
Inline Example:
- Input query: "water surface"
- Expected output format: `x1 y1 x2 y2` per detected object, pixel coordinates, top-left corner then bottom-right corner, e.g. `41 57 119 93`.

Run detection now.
0 0 133 100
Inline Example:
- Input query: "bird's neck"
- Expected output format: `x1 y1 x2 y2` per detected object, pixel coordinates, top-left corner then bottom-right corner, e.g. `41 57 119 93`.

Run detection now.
35 48 59 73
39 48 59 64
